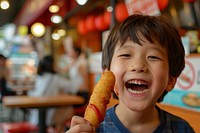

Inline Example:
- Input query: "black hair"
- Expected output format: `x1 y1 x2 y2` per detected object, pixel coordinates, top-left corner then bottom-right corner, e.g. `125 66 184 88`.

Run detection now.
73 46 82 57
102 14 185 102
0 54 7 60
37 55 56 75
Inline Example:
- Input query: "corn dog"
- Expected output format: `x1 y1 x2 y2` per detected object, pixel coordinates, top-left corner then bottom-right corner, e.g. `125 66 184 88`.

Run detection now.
84 71 115 128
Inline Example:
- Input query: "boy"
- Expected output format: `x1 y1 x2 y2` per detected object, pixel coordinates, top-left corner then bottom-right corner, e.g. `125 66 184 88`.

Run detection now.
66 14 194 133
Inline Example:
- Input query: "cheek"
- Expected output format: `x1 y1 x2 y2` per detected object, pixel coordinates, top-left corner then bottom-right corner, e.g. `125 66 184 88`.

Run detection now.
110 60 123 87
110 66 122 87
153 67 169 91
110 57 123 76
110 64 124 95
157 65 169 82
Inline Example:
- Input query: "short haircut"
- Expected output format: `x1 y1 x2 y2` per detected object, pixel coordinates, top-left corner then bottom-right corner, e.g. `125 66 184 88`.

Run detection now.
102 14 185 102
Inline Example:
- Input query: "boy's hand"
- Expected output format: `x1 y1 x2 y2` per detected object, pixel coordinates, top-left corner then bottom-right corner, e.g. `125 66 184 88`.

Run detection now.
66 115 95 133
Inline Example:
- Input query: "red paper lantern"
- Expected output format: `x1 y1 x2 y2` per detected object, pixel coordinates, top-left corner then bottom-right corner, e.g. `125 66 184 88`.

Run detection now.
115 2 129 22
104 11 111 27
77 19 87 35
157 0 169 11
95 15 108 31
85 15 96 32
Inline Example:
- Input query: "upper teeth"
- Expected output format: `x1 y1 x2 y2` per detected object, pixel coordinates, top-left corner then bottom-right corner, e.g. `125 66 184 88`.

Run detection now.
128 80 148 85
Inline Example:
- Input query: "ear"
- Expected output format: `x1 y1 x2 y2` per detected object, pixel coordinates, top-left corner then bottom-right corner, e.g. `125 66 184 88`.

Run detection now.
166 77 177 92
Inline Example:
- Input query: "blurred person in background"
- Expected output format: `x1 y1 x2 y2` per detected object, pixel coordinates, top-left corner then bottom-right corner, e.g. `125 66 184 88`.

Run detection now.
57 45 90 107
28 55 79 132
68 46 89 105
0 54 16 98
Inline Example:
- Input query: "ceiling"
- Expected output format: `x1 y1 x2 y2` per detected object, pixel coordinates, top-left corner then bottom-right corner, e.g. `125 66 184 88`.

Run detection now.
0 0 112 29
0 0 26 27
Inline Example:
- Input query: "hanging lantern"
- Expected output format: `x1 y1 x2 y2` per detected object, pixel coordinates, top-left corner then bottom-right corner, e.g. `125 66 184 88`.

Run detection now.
103 11 111 27
157 0 169 11
77 19 87 35
85 15 96 32
95 15 108 31
115 2 129 22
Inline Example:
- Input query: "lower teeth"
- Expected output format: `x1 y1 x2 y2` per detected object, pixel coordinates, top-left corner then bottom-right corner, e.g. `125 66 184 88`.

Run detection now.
127 88 148 94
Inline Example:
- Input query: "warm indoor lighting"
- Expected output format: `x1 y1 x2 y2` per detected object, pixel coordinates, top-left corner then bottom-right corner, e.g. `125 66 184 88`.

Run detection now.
18 25 28 36
52 33 60 40
49 5 59 13
51 15 62 24
57 29 66 36
76 0 88 5
0 0 9 10
107 6 113 12
30 22 46 37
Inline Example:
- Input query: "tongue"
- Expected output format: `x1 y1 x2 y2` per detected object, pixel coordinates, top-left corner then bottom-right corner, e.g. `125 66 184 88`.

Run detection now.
127 84 148 90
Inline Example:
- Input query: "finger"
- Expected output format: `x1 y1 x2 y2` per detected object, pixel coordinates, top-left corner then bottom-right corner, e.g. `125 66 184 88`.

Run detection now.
70 116 90 127
66 124 95 133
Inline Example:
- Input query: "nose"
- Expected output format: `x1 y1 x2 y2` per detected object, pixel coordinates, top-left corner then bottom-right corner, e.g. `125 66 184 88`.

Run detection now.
129 60 148 73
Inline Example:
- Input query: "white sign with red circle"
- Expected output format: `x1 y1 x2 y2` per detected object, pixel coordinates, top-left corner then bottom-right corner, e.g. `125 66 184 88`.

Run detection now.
175 56 200 91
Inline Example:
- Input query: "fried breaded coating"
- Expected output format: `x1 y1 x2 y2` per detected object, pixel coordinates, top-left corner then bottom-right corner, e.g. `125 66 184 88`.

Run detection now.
84 71 115 128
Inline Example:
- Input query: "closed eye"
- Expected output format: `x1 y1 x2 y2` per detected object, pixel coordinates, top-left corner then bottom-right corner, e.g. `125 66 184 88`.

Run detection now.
118 54 131 57
148 56 162 60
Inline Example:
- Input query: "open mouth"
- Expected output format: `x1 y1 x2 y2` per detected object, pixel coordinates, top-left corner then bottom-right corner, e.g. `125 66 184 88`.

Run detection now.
125 79 150 94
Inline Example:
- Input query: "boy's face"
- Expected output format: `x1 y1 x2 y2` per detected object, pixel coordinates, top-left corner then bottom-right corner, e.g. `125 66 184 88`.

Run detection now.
110 36 176 111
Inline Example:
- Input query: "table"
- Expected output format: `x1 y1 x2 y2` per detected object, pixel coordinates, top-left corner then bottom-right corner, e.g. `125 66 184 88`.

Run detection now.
2 94 85 133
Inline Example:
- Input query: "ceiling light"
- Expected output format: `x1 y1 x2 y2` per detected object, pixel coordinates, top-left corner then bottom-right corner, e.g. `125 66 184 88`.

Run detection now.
18 25 28 36
0 0 9 10
76 0 88 5
30 22 46 37
107 6 113 12
49 5 59 13
52 33 60 40
51 15 62 24
57 29 66 36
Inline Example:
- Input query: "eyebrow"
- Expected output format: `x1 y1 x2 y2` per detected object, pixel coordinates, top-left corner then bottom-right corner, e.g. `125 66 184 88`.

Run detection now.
147 44 167 56
117 41 167 54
